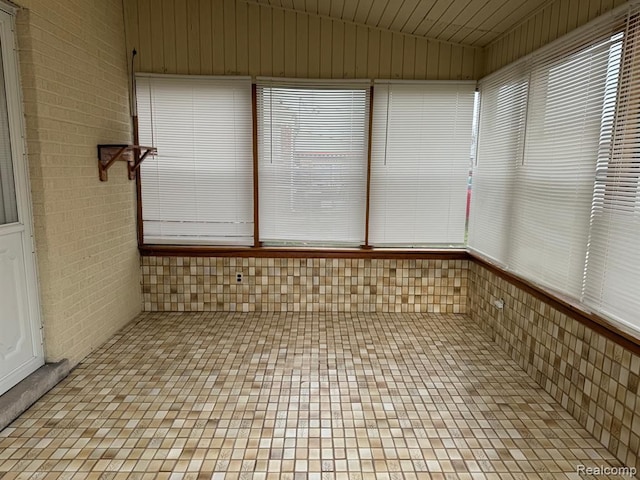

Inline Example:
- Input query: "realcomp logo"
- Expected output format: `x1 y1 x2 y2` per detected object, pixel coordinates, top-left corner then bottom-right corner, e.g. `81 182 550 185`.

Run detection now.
576 465 637 477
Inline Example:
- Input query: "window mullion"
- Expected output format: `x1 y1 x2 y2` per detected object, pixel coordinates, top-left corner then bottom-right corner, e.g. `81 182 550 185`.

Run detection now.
364 85 374 249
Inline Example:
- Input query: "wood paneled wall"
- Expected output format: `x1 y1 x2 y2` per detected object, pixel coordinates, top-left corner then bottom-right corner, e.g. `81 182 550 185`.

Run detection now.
124 0 483 80
483 0 627 75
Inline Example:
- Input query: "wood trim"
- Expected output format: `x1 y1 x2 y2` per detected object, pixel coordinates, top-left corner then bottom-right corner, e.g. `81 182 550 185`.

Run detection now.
251 83 261 247
469 252 640 355
139 245 470 260
363 85 374 249
133 115 144 246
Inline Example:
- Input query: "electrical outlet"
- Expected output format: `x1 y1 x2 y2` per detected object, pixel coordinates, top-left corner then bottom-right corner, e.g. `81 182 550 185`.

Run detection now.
493 298 505 310
236 272 243 283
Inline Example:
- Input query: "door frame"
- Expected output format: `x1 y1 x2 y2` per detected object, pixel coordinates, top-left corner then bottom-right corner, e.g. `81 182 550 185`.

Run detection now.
0 2 45 392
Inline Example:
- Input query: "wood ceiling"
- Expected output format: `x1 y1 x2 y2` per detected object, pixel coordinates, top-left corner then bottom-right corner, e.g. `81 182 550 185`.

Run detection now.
249 0 553 47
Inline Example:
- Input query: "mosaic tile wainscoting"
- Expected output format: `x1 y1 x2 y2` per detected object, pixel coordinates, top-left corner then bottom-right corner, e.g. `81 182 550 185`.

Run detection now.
142 257 468 314
468 261 640 476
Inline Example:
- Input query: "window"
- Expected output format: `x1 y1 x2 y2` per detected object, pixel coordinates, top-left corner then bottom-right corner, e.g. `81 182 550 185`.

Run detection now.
469 4 640 335
369 81 477 246
507 33 620 297
136 75 254 245
138 76 477 249
471 27 625 297
468 70 529 261
582 12 640 333
0 43 17 225
256 79 370 246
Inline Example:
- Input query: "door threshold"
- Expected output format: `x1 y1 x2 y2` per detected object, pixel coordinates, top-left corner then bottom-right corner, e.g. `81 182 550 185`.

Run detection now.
0 360 71 431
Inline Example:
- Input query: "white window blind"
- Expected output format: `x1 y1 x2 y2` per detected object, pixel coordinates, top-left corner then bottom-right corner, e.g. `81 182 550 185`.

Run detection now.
369 81 476 246
469 4 640 336
136 75 254 245
468 66 529 261
583 8 640 334
508 33 620 297
257 79 369 246
469 9 627 297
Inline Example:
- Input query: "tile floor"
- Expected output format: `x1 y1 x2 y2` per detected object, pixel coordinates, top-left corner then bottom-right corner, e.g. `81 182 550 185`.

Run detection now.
0 312 632 479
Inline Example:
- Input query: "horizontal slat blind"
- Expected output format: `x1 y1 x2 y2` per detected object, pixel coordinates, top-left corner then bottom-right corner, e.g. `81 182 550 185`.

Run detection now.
468 65 529 261
369 81 476 246
137 75 254 245
583 7 640 333
508 35 619 297
470 5 633 312
257 78 369 246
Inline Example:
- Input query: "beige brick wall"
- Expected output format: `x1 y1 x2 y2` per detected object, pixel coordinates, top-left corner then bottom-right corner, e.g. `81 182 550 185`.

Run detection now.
14 0 141 363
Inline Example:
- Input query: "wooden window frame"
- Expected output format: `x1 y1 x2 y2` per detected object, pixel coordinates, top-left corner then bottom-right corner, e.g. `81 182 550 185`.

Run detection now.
135 81 475 255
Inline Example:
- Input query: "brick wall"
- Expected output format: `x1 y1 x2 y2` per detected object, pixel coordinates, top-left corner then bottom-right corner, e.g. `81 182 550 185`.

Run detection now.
14 0 141 363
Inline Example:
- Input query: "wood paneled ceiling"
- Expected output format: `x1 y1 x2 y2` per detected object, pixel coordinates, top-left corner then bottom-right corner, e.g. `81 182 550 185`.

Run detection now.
249 0 553 47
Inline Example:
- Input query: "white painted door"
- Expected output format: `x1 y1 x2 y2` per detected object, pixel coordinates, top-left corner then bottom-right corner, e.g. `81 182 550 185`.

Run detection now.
0 7 44 396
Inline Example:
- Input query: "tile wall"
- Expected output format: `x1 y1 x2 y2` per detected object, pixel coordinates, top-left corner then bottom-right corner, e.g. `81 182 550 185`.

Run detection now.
141 257 468 314
468 261 640 474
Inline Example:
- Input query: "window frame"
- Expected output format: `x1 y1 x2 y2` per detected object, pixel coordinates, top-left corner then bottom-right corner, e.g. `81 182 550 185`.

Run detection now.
135 78 479 256
255 78 372 247
368 79 478 248
135 74 256 246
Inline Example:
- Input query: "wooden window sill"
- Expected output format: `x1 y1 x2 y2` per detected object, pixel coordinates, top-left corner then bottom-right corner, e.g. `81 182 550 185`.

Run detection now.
139 244 469 259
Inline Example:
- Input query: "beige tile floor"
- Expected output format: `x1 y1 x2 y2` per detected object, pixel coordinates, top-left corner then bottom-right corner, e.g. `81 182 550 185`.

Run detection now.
0 312 631 479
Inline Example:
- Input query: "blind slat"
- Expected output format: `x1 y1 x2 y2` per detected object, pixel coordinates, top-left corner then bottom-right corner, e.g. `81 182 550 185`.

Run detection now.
370 82 476 246
469 3 640 337
583 7 640 333
136 75 254 245
507 37 616 296
257 81 369 246
468 64 529 262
